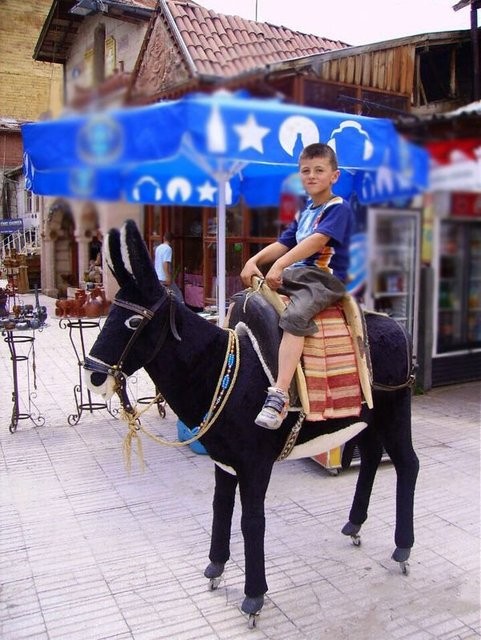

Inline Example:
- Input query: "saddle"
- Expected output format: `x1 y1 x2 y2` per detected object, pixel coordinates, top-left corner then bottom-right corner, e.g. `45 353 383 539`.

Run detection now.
228 278 373 421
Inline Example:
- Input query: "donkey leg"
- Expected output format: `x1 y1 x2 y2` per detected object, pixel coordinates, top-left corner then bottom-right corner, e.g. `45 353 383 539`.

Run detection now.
342 426 383 540
383 390 419 561
237 464 273 610
205 464 238 584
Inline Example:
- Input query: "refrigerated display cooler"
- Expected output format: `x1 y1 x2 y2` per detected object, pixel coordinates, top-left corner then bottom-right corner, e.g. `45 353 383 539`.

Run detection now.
432 211 481 384
365 207 421 353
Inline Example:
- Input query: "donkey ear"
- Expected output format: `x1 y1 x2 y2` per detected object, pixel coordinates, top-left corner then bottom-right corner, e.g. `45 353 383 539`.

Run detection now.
104 228 133 288
120 219 162 297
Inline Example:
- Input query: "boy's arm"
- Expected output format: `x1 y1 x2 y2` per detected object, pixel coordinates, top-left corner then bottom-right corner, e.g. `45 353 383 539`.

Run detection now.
265 201 352 289
265 233 330 290
240 242 289 287
278 233 329 268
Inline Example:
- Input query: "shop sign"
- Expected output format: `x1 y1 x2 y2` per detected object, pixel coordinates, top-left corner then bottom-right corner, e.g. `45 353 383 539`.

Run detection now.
451 192 481 217
429 161 481 192
428 138 481 192
0 218 24 233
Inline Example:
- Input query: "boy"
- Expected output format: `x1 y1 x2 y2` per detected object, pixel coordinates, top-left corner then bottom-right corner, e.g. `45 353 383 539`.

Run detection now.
240 142 353 429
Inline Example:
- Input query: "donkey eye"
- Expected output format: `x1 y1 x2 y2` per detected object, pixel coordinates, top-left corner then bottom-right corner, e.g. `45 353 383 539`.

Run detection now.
124 315 143 330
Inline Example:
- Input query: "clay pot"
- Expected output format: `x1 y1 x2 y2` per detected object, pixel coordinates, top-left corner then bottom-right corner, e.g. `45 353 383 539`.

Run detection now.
83 297 102 317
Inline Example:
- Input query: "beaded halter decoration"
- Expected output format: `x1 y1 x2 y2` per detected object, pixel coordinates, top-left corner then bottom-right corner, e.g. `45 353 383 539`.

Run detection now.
198 328 239 431
121 328 240 471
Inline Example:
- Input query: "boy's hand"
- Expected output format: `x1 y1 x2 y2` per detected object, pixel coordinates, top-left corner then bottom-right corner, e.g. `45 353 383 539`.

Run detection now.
240 260 263 287
265 263 283 290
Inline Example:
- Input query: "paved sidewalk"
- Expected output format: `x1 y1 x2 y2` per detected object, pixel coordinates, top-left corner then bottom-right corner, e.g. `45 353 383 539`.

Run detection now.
1 293 480 639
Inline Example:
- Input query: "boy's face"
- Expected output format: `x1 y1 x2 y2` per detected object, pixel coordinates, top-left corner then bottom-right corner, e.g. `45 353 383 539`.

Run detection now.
299 156 340 201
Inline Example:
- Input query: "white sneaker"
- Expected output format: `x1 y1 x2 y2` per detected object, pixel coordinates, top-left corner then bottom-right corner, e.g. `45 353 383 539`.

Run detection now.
255 387 289 430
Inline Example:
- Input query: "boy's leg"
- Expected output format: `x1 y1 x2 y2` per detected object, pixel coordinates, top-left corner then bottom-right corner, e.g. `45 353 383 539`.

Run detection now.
255 331 304 430
276 332 305 393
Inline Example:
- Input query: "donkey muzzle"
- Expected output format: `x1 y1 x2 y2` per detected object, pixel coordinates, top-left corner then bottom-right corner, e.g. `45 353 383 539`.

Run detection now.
83 356 117 400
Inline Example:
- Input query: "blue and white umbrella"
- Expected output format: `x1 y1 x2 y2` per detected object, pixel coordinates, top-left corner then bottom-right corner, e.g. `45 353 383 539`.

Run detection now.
22 90 428 323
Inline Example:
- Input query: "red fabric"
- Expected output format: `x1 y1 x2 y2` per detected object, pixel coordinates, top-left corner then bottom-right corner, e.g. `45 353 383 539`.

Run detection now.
427 138 481 164
302 305 362 421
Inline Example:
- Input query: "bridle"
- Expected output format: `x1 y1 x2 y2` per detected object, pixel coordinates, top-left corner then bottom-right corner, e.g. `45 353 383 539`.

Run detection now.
84 290 180 414
85 291 241 466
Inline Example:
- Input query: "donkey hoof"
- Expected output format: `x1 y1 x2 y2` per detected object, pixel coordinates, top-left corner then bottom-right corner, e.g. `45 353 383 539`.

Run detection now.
341 521 361 537
242 595 264 629
342 521 362 545
392 547 411 574
391 547 411 563
204 561 225 578
241 594 264 615
204 562 225 589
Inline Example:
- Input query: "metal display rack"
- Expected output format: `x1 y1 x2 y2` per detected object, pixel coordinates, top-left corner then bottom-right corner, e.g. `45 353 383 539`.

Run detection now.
59 317 117 425
136 385 167 418
3 329 45 433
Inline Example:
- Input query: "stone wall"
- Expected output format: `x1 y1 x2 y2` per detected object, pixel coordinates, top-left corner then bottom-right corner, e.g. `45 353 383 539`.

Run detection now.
0 0 63 120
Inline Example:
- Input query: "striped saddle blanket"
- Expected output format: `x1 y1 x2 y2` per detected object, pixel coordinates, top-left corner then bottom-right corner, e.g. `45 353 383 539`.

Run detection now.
228 284 372 422
303 304 362 421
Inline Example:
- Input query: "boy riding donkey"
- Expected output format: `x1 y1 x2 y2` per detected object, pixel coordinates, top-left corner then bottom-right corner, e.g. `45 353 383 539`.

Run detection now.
240 142 354 430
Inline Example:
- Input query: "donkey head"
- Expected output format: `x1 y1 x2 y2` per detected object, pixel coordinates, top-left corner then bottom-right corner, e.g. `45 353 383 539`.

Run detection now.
84 219 177 402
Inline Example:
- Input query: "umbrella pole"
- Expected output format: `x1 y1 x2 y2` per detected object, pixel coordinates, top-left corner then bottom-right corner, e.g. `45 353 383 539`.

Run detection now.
216 172 227 327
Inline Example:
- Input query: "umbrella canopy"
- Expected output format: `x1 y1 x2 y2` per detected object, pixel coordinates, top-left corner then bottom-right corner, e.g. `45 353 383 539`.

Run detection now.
22 90 429 323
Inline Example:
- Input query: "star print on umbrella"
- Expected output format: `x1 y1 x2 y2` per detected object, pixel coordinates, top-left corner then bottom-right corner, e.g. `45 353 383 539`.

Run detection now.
197 181 218 202
234 114 270 153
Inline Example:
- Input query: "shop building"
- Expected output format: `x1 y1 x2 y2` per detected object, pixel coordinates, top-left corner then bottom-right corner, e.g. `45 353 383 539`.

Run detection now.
397 107 481 387
0 0 62 290
30 0 479 387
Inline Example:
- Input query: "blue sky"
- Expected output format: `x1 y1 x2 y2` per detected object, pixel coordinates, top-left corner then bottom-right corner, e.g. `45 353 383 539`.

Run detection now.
197 0 470 46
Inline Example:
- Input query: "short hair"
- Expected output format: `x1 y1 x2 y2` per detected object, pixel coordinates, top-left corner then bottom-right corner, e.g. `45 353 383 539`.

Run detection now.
299 143 338 171
164 231 174 242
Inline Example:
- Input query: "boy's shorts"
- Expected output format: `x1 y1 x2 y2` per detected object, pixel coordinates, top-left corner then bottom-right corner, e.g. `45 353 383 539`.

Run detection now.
278 266 346 337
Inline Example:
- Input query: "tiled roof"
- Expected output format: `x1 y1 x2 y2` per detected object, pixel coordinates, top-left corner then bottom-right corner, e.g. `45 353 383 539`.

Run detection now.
166 0 349 78
112 0 157 8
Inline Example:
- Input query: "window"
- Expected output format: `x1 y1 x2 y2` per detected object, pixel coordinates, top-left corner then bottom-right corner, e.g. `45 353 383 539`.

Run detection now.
24 190 40 214
147 202 282 309
105 36 116 77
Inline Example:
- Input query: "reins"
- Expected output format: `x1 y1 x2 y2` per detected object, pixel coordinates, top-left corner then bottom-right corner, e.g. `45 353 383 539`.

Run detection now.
84 292 241 471
84 290 180 411
109 296 168 413
86 282 417 474
120 328 240 471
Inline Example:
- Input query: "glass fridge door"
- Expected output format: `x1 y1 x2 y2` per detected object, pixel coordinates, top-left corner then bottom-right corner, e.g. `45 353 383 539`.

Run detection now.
437 221 465 352
467 224 481 346
435 220 481 353
367 208 420 344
